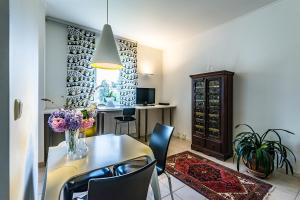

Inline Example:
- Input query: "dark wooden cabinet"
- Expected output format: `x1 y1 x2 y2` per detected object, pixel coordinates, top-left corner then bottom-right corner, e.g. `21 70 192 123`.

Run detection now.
190 71 234 160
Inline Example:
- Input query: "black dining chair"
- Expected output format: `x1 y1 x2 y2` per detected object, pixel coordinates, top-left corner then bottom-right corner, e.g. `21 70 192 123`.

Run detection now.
64 168 113 200
74 160 156 200
114 123 175 200
114 108 136 135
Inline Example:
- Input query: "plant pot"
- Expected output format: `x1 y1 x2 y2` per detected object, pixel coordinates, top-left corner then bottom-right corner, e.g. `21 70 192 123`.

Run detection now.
80 124 97 137
105 97 115 107
242 157 272 179
247 168 269 178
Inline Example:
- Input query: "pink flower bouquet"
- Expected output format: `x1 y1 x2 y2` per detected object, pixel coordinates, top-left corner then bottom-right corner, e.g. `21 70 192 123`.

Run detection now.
81 118 95 129
50 117 66 132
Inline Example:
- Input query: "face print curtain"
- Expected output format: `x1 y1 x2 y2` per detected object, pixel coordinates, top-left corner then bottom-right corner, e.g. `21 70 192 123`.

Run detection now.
117 39 138 106
66 26 96 108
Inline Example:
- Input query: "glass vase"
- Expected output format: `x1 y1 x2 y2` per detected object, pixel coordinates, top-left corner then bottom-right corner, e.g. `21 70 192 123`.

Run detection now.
65 129 79 160
77 132 88 158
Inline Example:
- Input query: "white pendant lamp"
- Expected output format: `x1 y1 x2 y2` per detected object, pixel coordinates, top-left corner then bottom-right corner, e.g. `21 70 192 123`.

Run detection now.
90 0 123 70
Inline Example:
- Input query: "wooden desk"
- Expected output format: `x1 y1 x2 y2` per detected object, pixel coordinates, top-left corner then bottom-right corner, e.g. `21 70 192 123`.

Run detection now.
96 106 124 135
42 134 161 200
97 105 176 141
135 105 176 142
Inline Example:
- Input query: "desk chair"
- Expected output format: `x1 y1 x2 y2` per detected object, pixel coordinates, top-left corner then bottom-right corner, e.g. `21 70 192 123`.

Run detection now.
114 108 136 135
73 161 156 200
64 168 113 200
63 132 113 200
114 123 175 200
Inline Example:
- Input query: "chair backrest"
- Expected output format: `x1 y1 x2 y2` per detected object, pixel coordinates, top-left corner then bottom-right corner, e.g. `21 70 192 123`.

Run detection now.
123 108 136 116
87 160 156 200
149 123 174 174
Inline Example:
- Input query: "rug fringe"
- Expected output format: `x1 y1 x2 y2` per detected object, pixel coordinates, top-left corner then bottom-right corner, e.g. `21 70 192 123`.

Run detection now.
263 186 276 200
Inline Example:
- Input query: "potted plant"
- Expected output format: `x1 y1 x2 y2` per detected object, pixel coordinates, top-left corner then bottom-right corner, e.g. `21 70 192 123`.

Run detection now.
233 124 296 178
105 91 116 107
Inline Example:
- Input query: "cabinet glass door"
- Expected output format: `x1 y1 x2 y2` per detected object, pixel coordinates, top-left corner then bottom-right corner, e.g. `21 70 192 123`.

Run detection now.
193 79 206 137
207 78 222 140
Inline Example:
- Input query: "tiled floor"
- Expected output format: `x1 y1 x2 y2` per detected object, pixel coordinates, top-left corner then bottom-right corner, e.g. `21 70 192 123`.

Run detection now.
38 136 300 200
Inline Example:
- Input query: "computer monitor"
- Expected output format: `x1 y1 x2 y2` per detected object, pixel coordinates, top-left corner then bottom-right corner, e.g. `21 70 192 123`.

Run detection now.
136 88 155 105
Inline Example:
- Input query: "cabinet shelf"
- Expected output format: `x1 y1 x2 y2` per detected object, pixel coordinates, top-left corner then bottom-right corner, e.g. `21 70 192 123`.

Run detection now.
195 125 205 129
208 128 220 132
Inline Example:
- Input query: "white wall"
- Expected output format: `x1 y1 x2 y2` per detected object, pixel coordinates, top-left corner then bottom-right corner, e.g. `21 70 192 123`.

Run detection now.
45 20 68 108
162 0 300 173
137 44 164 137
9 0 45 199
38 7 46 164
138 45 163 104
41 20 163 162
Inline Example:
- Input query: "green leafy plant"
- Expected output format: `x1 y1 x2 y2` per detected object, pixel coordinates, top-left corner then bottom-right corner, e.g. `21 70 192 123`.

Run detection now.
233 124 296 178
107 91 114 98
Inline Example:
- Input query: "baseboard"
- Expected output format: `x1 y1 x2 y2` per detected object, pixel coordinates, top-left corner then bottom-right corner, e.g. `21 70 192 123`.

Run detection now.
173 134 191 142
294 172 300 178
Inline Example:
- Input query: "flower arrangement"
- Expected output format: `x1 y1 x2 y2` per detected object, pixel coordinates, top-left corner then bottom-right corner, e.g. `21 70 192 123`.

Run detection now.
43 97 97 160
80 103 97 132
48 106 96 160
48 104 97 132
48 109 84 132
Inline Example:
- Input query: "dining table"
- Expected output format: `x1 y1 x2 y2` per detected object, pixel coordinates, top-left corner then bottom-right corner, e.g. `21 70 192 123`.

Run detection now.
42 134 161 200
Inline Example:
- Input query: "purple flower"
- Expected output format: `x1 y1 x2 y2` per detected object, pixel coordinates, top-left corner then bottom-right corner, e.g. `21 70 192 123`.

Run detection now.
52 109 66 118
88 110 97 118
48 109 83 132
64 110 83 131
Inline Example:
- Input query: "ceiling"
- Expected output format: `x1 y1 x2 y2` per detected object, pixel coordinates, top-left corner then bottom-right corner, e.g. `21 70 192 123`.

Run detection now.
46 0 277 49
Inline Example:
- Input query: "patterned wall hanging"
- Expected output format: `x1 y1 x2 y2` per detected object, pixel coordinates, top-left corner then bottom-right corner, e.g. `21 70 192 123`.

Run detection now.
117 39 138 106
66 26 96 108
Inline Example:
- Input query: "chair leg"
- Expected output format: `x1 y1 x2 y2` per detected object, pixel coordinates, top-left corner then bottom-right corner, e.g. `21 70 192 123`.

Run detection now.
128 122 130 135
164 172 174 200
63 186 73 200
135 120 137 138
115 120 117 135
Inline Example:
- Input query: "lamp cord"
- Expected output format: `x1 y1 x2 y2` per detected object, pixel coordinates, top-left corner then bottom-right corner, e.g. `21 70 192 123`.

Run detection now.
106 0 108 24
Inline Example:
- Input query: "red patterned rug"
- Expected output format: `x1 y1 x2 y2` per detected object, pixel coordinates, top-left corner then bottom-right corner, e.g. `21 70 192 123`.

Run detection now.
166 151 273 200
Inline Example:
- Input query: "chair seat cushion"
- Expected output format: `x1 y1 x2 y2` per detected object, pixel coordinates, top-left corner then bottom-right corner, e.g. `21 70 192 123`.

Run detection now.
67 168 113 192
114 116 136 122
114 159 162 176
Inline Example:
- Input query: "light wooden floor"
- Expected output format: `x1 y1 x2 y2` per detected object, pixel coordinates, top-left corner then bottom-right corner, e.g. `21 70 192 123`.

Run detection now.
39 136 300 200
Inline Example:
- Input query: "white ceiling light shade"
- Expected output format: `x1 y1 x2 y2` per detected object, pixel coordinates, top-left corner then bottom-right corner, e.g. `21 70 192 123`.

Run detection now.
91 24 122 70
90 0 123 70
